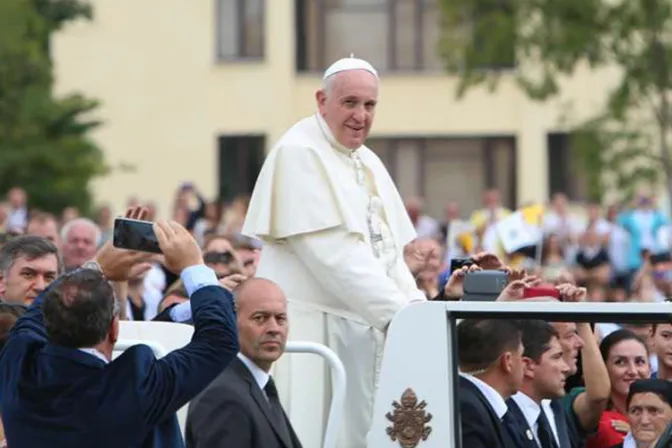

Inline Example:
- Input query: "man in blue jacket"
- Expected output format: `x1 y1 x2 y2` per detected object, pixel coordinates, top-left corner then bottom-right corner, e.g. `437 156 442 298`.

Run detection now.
0 214 239 448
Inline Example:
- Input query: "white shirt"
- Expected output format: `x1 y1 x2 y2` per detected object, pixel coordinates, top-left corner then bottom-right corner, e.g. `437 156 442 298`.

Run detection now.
510 392 560 447
237 353 271 399
78 347 108 364
622 432 636 448
460 373 508 420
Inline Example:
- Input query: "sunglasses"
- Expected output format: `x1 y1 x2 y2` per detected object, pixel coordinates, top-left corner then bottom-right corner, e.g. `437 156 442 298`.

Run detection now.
203 251 234 265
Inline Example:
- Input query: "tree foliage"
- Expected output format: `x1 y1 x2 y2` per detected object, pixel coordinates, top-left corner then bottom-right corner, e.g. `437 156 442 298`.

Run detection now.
0 0 106 215
439 0 672 203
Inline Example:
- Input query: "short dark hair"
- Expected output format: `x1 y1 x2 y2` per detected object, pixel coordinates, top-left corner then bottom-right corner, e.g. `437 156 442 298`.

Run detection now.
458 319 522 372
42 269 116 348
0 235 63 275
519 320 559 363
0 302 27 351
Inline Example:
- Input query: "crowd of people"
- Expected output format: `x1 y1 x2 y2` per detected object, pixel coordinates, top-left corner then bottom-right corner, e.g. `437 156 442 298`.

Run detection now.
1 54 672 448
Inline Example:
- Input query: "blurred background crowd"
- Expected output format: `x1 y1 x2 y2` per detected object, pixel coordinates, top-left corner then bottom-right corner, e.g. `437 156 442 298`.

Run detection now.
3 182 672 313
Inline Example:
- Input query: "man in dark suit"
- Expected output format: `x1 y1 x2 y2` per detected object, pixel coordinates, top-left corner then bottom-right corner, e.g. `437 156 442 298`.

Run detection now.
0 217 239 448
186 277 302 448
505 320 572 448
457 319 525 448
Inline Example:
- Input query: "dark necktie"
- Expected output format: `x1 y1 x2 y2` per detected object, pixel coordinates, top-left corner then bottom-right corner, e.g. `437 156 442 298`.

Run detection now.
537 410 558 448
264 376 292 445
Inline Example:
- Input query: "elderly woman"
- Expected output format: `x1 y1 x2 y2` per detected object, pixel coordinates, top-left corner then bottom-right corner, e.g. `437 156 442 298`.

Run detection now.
611 379 672 447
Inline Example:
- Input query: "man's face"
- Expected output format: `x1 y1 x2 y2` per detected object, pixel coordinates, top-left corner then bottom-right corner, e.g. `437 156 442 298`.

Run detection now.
317 70 378 150
552 322 584 376
62 224 97 269
0 254 58 304
629 392 672 445
237 286 288 371
27 219 61 249
527 337 570 399
652 324 672 371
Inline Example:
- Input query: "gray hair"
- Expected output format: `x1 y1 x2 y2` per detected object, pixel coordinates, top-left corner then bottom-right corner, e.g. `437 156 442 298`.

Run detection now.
0 235 63 276
60 218 102 247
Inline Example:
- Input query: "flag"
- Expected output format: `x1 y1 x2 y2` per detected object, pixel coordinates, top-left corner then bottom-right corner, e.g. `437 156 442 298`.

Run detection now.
497 203 545 255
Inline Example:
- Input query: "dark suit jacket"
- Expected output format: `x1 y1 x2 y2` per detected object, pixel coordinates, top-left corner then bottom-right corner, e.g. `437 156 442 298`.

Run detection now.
0 281 239 448
506 396 584 448
185 357 302 448
459 376 517 448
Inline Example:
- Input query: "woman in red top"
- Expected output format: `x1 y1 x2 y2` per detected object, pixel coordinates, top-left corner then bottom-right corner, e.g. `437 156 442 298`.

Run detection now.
588 329 651 448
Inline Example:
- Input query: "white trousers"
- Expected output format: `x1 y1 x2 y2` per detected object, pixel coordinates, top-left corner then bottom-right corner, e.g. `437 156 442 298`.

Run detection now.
273 302 385 448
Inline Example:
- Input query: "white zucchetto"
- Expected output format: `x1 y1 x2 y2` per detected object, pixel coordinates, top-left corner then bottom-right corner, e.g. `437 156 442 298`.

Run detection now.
323 54 379 80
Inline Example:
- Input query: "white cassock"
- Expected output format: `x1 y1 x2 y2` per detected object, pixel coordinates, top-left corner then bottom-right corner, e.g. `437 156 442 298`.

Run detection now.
242 112 426 448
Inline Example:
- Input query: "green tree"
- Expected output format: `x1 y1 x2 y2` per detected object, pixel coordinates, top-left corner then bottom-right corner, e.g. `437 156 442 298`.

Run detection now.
439 0 670 203
0 0 107 215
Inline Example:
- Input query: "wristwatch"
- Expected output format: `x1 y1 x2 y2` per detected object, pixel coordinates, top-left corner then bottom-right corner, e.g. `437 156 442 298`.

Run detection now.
81 260 103 273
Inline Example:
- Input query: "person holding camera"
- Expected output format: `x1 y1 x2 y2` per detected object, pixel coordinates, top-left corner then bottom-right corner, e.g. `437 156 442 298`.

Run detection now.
0 208 239 447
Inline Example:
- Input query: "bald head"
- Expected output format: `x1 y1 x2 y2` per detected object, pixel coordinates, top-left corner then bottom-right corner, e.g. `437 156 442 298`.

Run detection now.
234 278 284 309
235 278 288 371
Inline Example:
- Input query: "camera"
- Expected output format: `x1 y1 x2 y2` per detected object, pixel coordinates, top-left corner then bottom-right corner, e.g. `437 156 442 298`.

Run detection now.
462 271 508 301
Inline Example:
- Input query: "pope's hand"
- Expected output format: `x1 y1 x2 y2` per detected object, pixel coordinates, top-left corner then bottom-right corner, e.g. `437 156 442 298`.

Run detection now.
404 240 437 276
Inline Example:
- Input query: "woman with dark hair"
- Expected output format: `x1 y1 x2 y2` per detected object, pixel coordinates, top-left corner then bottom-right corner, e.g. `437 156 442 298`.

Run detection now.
586 329 652 447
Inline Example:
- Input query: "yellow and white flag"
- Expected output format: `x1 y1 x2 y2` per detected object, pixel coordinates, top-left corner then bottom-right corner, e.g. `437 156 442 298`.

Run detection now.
496 203 544 254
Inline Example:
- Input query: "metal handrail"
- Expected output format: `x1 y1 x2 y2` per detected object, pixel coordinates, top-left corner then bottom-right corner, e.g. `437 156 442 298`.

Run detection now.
284 341 346 448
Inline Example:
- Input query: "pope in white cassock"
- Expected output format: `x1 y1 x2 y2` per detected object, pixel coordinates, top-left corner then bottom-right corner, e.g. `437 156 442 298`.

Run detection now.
242 56 427 448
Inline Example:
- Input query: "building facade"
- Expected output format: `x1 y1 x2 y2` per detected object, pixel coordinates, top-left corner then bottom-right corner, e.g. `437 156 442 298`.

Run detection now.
51 0 621 218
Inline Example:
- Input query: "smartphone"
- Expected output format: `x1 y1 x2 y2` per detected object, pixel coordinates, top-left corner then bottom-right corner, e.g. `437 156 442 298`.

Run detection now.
522 286 560 300
449 257 474 274
113 218 162 254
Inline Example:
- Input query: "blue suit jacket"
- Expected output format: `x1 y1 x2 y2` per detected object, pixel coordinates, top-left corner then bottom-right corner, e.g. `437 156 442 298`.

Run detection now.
0 280 239 448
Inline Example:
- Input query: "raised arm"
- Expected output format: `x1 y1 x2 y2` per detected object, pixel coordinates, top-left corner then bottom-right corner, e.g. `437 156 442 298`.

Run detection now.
138 221 239 426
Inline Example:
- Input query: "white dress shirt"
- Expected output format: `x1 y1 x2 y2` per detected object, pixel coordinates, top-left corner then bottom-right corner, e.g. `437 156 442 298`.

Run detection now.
165 265 222 322
460 373 508 420
237 353 271 400
511 392 561 447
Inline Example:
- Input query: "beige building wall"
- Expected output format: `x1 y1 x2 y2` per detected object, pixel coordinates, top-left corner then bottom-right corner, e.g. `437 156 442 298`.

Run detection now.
51 0 621 218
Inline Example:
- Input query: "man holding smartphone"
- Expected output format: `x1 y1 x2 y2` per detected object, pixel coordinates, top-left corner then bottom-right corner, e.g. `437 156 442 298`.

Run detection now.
0 210 240 447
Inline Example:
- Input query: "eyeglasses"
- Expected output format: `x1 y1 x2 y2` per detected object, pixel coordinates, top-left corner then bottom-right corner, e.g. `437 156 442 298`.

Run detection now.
204 251 234 265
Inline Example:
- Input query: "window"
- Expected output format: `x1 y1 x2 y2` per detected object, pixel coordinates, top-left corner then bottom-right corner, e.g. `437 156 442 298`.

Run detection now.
218 135 266 202
368 136 516 218
215 0 265 61
547 133 588 202
296 0 444 72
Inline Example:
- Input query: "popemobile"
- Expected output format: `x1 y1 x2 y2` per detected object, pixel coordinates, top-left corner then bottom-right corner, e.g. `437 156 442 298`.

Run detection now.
117 300 672 448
